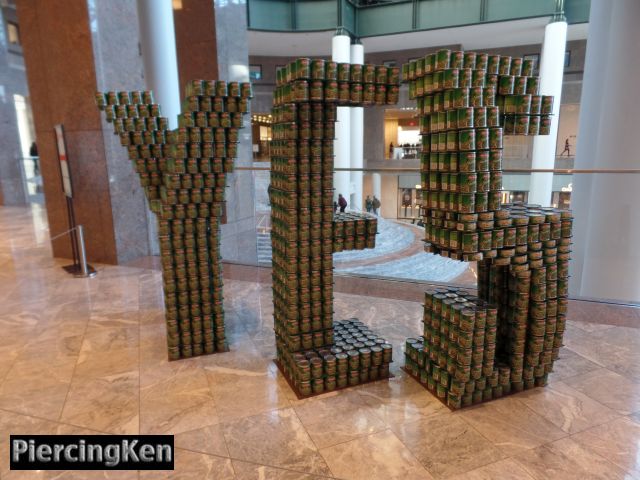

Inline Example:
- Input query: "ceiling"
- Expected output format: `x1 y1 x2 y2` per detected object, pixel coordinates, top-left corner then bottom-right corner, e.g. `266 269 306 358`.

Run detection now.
248 19 588 57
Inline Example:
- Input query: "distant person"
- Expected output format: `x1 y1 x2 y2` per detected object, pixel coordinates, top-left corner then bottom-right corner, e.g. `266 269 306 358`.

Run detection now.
365 195 373 213
559 138 571 156
402 188 412 217
338 194 347 213
389 142 394 159
372 195 381 215
29 141 39 175
334 201 338 213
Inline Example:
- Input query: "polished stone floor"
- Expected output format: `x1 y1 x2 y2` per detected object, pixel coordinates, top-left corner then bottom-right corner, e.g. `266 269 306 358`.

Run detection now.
1 204 640 479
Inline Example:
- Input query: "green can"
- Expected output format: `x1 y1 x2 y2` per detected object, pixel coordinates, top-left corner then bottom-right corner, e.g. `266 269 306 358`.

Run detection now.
475 128 489 150
489 128 503 149
458 129 476 151
457 107 474 128
498 75 515 95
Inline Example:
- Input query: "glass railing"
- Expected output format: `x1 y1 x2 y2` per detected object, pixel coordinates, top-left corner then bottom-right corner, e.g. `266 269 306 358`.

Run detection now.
219 166 639 301
247 0 590 36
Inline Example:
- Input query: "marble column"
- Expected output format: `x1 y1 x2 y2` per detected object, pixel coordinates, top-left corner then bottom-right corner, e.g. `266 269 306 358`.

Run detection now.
363 104 385 162
17 0 152 264
173 0 218 96
570 0 640 303
213 0 257 263
528 18 567 206
0 7 27 206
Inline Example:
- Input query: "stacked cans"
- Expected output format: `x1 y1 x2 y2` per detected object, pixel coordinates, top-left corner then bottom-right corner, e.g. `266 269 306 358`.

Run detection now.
405 288 501 409
400 49 573 409
271 58 398 397
279 320 393 396
402 49 554 261
96 79 252 360
274 58 400 107
333 213 378 251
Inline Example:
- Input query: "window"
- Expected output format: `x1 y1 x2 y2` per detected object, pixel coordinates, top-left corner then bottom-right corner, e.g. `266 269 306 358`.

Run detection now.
7 22 19 45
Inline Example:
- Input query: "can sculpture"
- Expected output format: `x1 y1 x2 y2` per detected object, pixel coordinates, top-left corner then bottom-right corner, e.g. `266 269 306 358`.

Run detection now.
402 49 573 409
270 59 400 397
96 81 251 360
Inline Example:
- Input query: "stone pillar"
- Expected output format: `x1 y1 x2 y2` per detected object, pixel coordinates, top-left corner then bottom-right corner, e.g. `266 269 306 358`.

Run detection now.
363 105 385 163
570 0 640 302
528 18 567 206
137 0 181 129
0 8 27 206
332 34 351 205
17 0 152 264
350 42 364 211
173 0 218 96
213 0 257 263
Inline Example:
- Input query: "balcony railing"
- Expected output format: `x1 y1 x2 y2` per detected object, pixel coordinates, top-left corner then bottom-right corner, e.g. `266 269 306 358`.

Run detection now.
247 0 590 36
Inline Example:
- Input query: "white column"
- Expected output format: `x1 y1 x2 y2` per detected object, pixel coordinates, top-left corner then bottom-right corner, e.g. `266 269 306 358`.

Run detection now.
528 19 567 206
350 43 364 211
137 0 181 129
332 34 351 206
570 0 640 303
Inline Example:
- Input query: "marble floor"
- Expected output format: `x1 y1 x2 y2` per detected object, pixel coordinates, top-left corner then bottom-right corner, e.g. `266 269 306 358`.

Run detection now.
1 204 640 479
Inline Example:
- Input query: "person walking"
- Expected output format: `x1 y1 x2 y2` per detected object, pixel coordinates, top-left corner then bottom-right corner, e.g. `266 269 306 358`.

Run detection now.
372 195 381 215
389 142 394 159
334 201 338 213
365 195 373 213
559 138 571 156
338 194 347 213
29 141 39 175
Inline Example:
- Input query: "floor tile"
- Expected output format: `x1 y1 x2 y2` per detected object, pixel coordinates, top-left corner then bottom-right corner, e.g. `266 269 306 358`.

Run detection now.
205 360 290 421
356 373 447 425
140 449 234 480
60 370 139 434
319 429 433 480
222 408 331 476
571 417 640 477
563 368 640 414
232 460 336 479
446 458 536 480
547 347 601 383
140 366 218 435
174 424 229 458
513 437 629 480
292 390 387 448
517 381 620 434
459 396 567 456
391 411 506 478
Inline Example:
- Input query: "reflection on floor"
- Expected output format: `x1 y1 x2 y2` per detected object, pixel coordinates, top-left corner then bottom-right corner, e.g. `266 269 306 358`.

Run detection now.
1 205 640 479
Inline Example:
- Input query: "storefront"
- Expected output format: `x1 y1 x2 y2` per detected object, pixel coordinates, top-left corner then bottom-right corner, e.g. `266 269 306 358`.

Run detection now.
397 174 422 221
251 113 272 161
384 108 420 159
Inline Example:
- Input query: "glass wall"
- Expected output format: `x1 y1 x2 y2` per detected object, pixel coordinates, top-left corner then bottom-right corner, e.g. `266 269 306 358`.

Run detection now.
221 166 639 303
